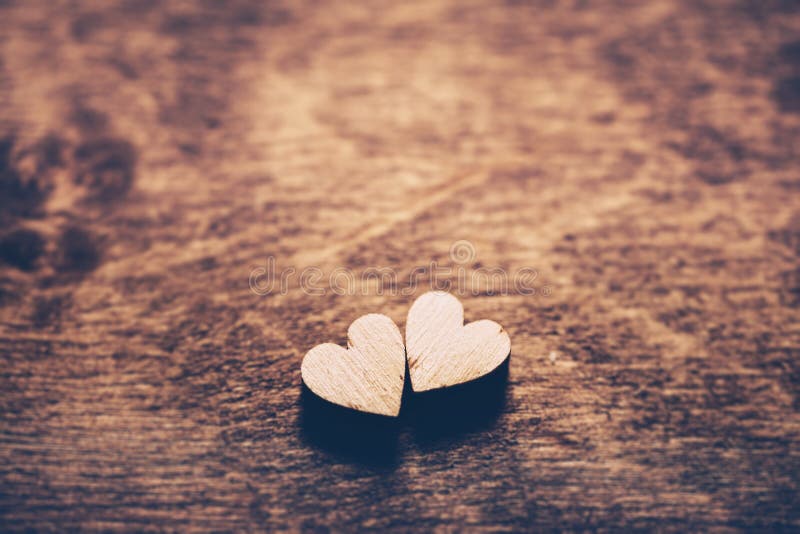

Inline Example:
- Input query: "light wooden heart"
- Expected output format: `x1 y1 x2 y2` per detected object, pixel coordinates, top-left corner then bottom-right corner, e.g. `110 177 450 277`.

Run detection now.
406 291 511 392
301 313 405 417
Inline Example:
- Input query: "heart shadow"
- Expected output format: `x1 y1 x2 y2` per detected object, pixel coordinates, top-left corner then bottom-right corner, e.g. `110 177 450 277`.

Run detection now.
299 357 510 467
299 383 402 470
401 358 510 448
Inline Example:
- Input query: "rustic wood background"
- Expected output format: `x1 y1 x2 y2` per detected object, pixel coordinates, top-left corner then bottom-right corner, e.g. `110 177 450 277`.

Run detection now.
1 0 799 531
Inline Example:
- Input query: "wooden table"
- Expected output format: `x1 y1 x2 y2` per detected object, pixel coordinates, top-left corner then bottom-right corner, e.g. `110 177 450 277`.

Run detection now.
1 0 799 530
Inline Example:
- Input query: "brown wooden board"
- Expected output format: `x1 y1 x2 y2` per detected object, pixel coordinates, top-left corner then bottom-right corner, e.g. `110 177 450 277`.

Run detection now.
1 1 799 531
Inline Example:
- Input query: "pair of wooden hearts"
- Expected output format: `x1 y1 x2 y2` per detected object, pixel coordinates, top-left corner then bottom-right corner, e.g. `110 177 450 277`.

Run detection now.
301 291 511 417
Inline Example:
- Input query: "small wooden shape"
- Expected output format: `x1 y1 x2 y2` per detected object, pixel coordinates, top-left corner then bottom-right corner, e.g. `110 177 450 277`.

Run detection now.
301 313 405 416
406 291 511 392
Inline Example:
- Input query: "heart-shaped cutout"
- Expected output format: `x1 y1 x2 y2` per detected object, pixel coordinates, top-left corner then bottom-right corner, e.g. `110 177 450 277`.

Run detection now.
301 313 405 416
406 291 510 392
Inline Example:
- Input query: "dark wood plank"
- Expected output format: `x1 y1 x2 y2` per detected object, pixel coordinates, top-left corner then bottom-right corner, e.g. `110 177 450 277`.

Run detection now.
1 0 799 530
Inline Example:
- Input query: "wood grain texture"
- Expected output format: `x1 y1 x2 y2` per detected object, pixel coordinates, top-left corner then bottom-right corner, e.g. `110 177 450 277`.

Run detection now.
301 313 405 416
0 0 799 531
406 291 511 391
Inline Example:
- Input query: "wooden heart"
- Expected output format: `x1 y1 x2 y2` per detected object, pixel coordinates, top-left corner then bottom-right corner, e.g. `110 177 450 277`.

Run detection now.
405 291 510 392
301 313 405 416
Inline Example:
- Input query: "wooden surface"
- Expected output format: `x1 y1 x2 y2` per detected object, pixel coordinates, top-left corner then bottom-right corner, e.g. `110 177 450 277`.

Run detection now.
1 0 799 531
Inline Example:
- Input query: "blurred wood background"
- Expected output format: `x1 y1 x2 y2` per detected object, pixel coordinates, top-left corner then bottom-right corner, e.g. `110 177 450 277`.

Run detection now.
1 0 799 530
